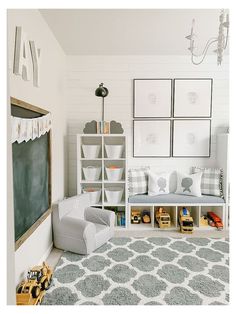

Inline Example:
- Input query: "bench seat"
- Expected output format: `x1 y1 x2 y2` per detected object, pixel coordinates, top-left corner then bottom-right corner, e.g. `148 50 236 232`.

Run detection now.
128 193 224 204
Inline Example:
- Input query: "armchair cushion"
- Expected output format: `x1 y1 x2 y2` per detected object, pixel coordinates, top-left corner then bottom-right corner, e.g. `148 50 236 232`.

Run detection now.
58 194 90 220
60 215 96 239
84 207 115 227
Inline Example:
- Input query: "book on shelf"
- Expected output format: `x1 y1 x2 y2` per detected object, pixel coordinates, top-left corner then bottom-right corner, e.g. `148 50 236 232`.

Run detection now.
116 212 125 227
103 121 110 134
96 121 110 134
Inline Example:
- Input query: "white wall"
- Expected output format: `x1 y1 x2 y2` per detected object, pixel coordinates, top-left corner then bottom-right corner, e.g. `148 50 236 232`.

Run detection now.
66 55 229 196
7 9 67 290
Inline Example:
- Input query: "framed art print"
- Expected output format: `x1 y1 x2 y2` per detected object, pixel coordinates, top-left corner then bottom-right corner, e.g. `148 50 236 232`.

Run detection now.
173 119 211 157
133 120 171 157
133 79 172 118
173 79 212 118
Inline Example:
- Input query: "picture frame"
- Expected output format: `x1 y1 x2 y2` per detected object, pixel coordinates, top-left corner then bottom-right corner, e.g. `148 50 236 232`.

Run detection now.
172 119 211 157
133 79 172 118
173 78 213 118
133 120 171 157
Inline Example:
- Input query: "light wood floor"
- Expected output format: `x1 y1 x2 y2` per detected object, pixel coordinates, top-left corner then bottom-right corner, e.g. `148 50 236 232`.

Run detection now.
46 229 229 269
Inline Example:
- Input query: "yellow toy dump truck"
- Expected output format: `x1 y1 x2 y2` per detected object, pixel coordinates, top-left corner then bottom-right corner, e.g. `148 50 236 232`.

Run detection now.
179 207 194 234
155 207 171 228
16 262 52 305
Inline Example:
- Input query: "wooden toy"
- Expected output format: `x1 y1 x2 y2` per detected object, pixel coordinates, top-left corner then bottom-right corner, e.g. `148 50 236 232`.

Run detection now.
207 212 223 230
155 207 171 228
142 209 151 223
131 210 141 224
16 262 53 305
179 207 193 234
200 215 208 226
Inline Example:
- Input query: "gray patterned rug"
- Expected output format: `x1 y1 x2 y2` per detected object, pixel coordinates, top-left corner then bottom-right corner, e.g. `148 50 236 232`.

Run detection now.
42 237 229 305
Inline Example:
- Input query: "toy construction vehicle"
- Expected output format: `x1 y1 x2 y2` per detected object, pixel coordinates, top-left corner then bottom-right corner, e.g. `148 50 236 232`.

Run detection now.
200 215 208 226
142 209 151 223
155 207 171 228
16 289 45 306
179 207 193 234
207 211 223 230
16 262 52 305
131 209 141 224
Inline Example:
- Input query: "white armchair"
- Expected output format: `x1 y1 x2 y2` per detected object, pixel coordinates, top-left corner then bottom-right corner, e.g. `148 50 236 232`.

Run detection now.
52 194 115 254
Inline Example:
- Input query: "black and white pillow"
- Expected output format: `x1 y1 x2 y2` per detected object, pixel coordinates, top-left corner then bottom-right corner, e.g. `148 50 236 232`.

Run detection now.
128 167 150 196
148 171 170 196
192 167 223 198
175 172 202 197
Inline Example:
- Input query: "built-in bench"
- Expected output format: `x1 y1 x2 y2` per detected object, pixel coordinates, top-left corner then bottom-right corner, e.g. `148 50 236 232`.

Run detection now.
127 193 226 231
125 134 229 232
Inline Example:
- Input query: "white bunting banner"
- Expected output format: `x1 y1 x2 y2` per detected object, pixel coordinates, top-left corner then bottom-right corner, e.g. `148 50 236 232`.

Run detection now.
11 113 52 143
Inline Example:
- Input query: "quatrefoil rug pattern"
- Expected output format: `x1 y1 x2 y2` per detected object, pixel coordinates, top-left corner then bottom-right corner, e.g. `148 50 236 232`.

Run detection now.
42 237 229 305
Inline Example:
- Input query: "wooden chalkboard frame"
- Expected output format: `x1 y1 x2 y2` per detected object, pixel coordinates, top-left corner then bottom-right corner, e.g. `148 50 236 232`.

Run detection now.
11 97 52 251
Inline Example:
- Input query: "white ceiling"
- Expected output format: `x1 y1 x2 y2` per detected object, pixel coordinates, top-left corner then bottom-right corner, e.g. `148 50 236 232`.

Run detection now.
40 9 228 55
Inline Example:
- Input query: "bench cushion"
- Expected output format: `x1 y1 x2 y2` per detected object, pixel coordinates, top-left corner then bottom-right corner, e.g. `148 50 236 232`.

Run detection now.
128 193 224 204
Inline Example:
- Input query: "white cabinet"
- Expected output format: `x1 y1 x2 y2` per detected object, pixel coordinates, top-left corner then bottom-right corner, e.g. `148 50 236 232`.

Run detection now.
77 134 127 228
128 203 226 231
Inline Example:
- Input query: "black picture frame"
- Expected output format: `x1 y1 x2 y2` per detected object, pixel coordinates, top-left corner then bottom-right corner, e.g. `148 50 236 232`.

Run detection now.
133 79 173 118
173 78 213 118
172 119 211 158
133 119 172 158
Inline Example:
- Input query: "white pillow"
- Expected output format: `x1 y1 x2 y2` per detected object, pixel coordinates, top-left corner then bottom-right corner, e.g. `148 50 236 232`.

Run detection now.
175 172 202 197
148 171 170 196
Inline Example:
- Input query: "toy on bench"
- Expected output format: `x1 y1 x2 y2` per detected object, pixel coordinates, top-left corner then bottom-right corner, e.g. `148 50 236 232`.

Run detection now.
155 207 171 228
131 209 141 224
179 207 193 234
207 212 223 230
16 262 53 305
142 209 151 223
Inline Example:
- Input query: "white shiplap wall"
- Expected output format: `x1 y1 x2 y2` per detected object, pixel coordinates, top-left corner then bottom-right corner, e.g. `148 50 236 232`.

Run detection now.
66 55 229 196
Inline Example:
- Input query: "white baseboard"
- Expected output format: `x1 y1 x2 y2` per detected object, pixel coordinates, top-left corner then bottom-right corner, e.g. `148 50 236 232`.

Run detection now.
38 242 53 265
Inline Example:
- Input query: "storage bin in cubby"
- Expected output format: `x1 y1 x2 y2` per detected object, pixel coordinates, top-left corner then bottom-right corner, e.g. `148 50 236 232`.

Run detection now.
81 160 102 181
104 136 126 158
81 183 102 205
81 136 102 159
104 160 125 181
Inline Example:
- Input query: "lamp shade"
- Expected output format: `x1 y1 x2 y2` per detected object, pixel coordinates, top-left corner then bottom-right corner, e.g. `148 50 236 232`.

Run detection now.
95 83 109 97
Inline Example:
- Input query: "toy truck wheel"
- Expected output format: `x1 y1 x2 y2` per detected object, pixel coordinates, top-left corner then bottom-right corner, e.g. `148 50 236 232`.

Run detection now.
17 286 22 293
32 286 40 298
42 279 49 290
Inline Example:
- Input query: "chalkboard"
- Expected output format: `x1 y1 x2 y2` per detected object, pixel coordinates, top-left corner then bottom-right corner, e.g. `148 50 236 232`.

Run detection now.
11 97 51 250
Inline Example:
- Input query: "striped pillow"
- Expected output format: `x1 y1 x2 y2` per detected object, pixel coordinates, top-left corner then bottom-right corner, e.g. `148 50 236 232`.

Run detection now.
192 167 223 198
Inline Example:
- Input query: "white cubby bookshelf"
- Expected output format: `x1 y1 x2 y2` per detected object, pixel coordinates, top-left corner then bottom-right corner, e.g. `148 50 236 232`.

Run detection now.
77 134 127 228
127 203 226 231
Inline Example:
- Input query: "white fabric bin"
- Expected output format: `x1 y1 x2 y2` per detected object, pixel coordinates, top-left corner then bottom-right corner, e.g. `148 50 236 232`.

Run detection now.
105 187 123 204
82 145 100 158
105 145 123 158
105 167 124 181
83 188 101 204
83 166 101 181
